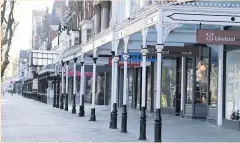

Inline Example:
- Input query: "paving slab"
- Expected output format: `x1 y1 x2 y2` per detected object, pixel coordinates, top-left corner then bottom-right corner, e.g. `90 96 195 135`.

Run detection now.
2 94 240 142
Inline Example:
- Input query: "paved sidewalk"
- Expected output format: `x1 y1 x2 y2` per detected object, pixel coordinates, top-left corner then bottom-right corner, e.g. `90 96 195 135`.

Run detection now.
2 94 240 142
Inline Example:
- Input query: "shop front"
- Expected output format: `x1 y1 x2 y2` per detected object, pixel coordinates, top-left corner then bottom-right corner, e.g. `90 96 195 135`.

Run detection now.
197 27 240 130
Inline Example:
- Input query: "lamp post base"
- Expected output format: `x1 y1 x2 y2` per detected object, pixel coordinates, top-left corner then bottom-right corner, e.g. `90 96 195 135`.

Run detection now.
109 112 113 128
60 94 64 109
72 95 76 114
154 108 162 142
89 108 96 121
111 103 117 129
79 106 85 117
180 110 184 118
139 107 146 140
64 94 68 111
121 105 127 133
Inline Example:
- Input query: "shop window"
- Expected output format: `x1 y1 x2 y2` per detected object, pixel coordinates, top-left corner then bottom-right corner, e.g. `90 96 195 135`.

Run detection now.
195 47 209 105
209 49 218 107
147 68 152 109
161 59 176 108
186 58 193 104
225 49 240 120
128 68 133 107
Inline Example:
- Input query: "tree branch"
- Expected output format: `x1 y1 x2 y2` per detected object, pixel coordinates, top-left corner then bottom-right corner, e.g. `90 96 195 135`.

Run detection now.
1 1 17 78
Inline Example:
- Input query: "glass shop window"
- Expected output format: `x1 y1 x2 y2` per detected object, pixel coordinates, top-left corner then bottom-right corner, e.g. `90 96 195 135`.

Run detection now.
161 59 177 108
195 47 209 105
225 49 240 120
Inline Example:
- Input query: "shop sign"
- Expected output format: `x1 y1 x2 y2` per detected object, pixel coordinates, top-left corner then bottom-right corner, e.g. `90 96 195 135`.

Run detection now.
197 29 240 45
108 57 140 67
120 52 157 62
67 71 92 77
162 46 199 57
147 45 199 57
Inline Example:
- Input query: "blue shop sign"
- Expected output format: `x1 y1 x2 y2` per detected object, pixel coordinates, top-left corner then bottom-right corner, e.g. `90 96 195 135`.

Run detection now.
120 52 157 62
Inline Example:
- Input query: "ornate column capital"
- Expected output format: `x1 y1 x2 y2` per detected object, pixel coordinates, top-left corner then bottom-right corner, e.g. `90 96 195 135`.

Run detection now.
93 57 98 64
81 62 84 66
141 48 148 56
123 54 129 61
156 44 164 53
74 58 77 63
114 56 119 63
111 51 115 57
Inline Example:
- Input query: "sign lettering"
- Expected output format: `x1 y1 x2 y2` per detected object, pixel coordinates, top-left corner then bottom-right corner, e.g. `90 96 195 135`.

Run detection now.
197 29 240 45
108 58 140 67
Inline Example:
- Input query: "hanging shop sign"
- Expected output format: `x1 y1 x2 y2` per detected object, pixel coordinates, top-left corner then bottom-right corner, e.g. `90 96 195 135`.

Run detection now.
197 29 240 45
108 57 140 67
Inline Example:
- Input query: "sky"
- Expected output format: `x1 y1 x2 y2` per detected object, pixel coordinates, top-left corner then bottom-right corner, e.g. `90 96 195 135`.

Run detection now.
5 0 54 77
10 0 54 61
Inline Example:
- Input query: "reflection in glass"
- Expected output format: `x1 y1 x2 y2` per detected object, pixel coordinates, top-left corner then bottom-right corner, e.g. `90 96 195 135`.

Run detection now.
147 68 151 109
209 49 218 107
137 68 141 109
161 59 176 108
186 58 193 104
225 50 240 120
128 68 133 107
195 47 209 105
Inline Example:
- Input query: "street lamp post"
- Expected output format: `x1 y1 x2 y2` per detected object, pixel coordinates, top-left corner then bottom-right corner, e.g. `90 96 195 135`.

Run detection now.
65 61 69 111
60 62 64 109
79 56 85 117
72 58 77 114
53 65 57 107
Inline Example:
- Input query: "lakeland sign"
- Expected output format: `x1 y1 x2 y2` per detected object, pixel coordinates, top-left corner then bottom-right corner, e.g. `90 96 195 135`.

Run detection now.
197 29 240 45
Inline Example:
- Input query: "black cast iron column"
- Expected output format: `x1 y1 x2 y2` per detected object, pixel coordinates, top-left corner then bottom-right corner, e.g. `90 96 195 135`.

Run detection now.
60 62 64 109
154 44 164 142
79 61 85 117
72 58 77 114
45 76 48 104
64 61 69 111
89 57 97 121
121 53 129 133
53 72 57 107
139 48 148 140
111 55 119 129
109 51 115 128
56 74 60 108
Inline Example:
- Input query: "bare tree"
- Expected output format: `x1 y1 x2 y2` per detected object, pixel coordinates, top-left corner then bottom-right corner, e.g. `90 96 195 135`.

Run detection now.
1 0 18 78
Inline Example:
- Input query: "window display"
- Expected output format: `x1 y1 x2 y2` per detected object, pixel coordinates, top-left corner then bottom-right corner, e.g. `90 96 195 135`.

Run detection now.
161 59 176 108
127 68 133 107
147 68 151 109
225 49 240 120
186 58 193 104
209 49 218 107
195 47 209 105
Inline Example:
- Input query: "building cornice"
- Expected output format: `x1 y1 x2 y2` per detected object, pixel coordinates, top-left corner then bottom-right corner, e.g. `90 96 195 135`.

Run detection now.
61 2 240 61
